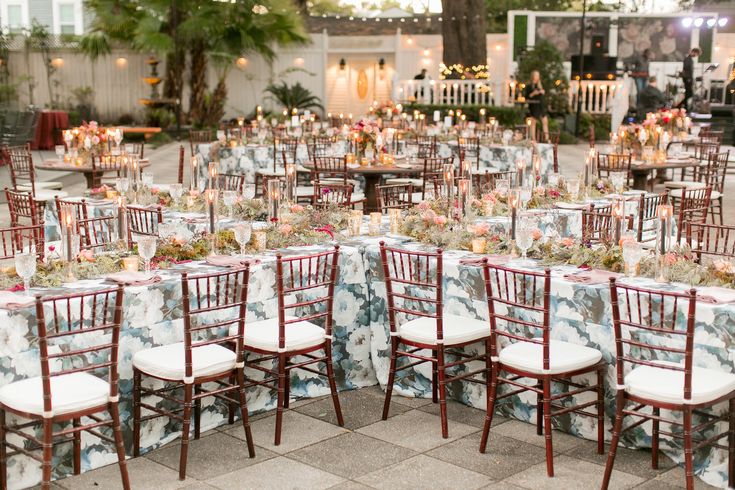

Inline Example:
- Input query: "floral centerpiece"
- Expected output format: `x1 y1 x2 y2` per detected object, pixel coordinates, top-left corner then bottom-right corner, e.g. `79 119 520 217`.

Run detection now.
64 121 109 163
352 118 380 158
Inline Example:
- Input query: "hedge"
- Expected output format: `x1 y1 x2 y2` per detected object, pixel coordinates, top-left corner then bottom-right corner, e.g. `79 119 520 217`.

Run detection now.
402 104 526 127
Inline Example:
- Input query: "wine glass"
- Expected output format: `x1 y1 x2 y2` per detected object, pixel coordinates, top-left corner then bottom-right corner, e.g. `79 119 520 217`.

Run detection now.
494 178 510 196
515 217 534 265
223 190 238 218
169 183 183 205
116 177 130 195
610 171 627 194
137 236 157 274
142 171 154 189
520 187 532 210
14 250 36 292
233 223 252 256
567 178 580 201
114 128 124 148
548 173 561 188
55 145 65 160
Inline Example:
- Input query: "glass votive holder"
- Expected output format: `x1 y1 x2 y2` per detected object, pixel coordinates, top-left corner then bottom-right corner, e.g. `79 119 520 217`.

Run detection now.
360 157 369 167
471 238 487 254
345 153 355 164
253 230 267 252
370 212 382 226
368 223 381 236
349 216 362 236
122 256 139 272
388 209 401 234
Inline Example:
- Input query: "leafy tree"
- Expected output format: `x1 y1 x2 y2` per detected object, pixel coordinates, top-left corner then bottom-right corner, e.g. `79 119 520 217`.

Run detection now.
441 0 487 76
485 0 573 33
264 81 324 112
516 41 570 113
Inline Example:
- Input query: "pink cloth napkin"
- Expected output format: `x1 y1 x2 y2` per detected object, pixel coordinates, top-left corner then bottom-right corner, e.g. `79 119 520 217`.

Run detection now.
459 255 511 266
205 255 260 268
0 291 35 310
106 271 162 286
564 269 621 285
696 287 735 305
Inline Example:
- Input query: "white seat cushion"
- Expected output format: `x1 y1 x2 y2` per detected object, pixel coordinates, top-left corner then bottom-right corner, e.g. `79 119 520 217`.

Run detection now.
30 188 68 201
237 315 326 352
668 188 721 200
256 168 285 177
133 342 237 380
351 192 366 202
499 339 602 375
663 181 706 190
17 181 64 191
398 314 489 346
385 178 424 187
625 361 735 405
0 372 109 416
296 186 315 197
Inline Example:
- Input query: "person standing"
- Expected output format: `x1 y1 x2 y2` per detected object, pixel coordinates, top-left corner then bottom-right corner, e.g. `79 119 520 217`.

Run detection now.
628 49 651 104
680 47 701 109
523 70 549 140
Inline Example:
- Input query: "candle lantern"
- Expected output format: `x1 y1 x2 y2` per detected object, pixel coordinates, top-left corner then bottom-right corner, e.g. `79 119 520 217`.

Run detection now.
285 163 297 203
388 209 401 234
459 159 473 195
207 189 218 255
130 157 140 204
59 204 79 281
655 204 674 281
508 188 521 240
189 157 199 192
515 158 525 188
116 196 128 251
532 154 542 186
267 179 281 222
442 163 455 204
611 197 626 244
583 148 596 196
208 161 218 191
457 179 471 218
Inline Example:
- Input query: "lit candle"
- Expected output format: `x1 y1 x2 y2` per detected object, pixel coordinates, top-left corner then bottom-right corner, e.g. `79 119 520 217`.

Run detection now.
532 154 541 186
460 159 472 195
122 256 139 272
442 163 455 203
388 209 401 234
208 161 218 191
479 107 486 126
253 230 267 251
116 195 128 249
508 188 521 240
657 204 673 255
611 197 626 244
457 178 471 218
515 158 525 187
207 189 217 235
472 237 486 254
285 162 297 203
267 179 281 222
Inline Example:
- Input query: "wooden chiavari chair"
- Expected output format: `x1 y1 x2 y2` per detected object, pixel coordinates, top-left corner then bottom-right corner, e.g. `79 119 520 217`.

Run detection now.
133 268 255 478
603 280 735 490
4 143 65 198
376 183 414 211
5 188 44 227
307 136 338 162
636 193 668 245
675 187 712 242
596 153 632 187
379 243 492 438
189 129 213 157
685 222 735 264
0 287 130 490
479 262 605 476
259 175 314 203
313 182 353 209
312 156 364 206
473 170 517 195
54 196 88 223
0 224 44 260
702 151 728 226
177 145 185 184
581 204 633 245
457 136 481 170
242 247 343 445
126 205 162 245
415 135 437 158
123 142 145 159
420 156 453 200
217 173 247 193
78 215 117 251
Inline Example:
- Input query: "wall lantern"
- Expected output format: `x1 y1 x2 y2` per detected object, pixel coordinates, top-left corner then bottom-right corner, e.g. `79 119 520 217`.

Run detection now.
339 58 347 72
115 57 128 69
236 57 248 70
51 57 64 68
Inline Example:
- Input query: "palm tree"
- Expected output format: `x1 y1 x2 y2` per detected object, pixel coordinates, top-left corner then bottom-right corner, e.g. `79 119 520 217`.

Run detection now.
264 81 324 113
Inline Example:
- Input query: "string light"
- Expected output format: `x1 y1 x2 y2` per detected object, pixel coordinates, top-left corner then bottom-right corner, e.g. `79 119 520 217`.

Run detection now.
439 63 489 80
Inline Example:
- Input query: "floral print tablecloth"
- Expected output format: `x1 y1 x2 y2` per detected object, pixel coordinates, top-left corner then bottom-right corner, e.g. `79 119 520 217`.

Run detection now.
2 236 733 488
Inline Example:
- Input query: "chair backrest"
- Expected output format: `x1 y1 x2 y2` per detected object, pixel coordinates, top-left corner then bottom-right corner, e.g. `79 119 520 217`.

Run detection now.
177 145 185 184
34 286 125 414
5 143 35 193
275 247 340 350
482 262 551 366
379 242 443 338
686 222 735 263
676 187 712 241
313 182 352 209
55 196 88 222
421 156 453 199
126 205 162 244
181 267 250 379
596 152 632 184
5 188 44 227
189 129 213 156
473 170 517 195
217 173 247 193
693 141 720 161
415 135 437 158
582 204 632 245
457 136 480 169
377 183 413 211
274 137 299 169
701 151 729 194
78 215 117 251
313 156 348 184
308 136 337 161
123 141 145 159
0 224 44 260
636 193 667 243
609 278 697 401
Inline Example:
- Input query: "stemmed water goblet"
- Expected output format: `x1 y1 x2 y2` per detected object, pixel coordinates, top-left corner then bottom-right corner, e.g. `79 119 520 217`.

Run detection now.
14 249 37 292
610 171 627 194
233 223 252 256
567 178 581 202
169 183 183 206
515 216 535 265
223 190 238 218
622 239 644 277
55 145 65 160
137 236 157 274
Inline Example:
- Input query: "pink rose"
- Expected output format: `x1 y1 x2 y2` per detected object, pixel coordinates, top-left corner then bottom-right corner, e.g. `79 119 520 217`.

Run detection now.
421 209 437 222
561 237 576 247
79 249 95 262
418 201 431 211
279 224 293 235
482 193 497 203
472 223 490 236
532 229 542 240
534 186 546 197
92 135 100 145
433 215 447 227
664 253 679 265
290 204 304 213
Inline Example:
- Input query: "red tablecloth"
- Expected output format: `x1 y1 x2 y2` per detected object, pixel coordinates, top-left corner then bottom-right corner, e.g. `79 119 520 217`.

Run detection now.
32 111 69 150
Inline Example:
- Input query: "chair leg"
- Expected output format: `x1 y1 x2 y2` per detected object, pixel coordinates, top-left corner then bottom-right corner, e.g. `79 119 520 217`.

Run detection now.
178 383 193 481
597 368 605 455
133 369 142 457
437 345 448 439
479 361 499 453
536 379 543 436
542 377 554 477
228 374 236 425
0 409 6 490
652 406 660 469
382 337 399 420
432 349 438 404
729 398 735 489
602 392 626 489
73 418 81 475
275 353 286 446
110 402 131 490
41 418 53 490
325 343 344 427
683 406 694 490
194 385 201 440
284 356 291 409
235 368 256 458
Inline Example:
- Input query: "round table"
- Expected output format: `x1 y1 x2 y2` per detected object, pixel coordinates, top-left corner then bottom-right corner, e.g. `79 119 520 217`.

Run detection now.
37 159 151 189
630 158 702 190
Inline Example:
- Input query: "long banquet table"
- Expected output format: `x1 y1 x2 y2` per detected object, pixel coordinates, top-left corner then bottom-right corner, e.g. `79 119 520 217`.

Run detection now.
3 232 732 488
